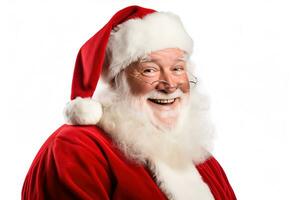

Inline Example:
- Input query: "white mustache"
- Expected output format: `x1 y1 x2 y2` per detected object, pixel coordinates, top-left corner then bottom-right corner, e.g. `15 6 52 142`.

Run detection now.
145 89 184 100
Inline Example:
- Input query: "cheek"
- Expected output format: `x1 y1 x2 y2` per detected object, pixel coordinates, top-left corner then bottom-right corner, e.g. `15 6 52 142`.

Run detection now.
179 76 190 94
181 83 190 94
126 76 153 96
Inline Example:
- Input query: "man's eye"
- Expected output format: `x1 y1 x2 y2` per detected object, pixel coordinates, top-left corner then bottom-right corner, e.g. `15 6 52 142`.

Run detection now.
142 68 158 77
143 69 155 73
172 66 185 73
174 67 183 71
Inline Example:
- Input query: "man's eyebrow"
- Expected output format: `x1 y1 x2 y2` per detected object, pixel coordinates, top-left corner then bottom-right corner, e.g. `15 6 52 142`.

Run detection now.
139 54 188 63
178 53 188 61
139 55 152 63
175 57 187 62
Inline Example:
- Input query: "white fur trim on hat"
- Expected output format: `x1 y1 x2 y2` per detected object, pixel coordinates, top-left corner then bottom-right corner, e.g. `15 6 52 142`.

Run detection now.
64 97 102 125
106 12 193 81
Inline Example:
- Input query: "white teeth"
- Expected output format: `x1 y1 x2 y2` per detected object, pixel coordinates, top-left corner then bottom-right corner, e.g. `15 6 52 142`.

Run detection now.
152 98 176 104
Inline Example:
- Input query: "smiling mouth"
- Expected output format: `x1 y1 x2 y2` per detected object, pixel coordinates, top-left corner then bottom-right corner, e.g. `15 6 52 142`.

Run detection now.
148 98 178 105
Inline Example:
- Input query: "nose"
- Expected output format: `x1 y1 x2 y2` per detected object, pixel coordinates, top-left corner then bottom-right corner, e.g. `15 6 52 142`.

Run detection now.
155 72 178 93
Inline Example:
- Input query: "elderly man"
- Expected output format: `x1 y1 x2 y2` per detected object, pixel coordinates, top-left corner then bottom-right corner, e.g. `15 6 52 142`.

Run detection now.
22 5 236 200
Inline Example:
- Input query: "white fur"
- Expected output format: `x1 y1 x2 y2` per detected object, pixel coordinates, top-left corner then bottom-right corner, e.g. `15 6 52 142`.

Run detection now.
105 12 193 81
149 159 214 200
93 72 215 199
64 97 102 125
97 87 214 164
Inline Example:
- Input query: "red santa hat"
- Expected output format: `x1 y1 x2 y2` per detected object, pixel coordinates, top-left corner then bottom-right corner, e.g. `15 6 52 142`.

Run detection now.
64 5 193 125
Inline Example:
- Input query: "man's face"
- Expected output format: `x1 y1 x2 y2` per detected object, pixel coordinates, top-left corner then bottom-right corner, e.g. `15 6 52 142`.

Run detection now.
124 48 190 128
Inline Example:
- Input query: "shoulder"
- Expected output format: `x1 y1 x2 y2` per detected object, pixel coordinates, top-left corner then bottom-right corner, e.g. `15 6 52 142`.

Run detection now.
45 125 113 159
55 124 109 140
32 124 114 168
51 124 112 149
23 125 114 199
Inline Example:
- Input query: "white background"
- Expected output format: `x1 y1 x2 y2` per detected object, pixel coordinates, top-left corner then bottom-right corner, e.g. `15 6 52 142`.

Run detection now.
1 0 299 199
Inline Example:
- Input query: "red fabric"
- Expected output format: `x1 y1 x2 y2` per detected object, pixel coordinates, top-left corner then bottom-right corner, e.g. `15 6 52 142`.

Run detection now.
71 6 156 100
22 125 236 200
197 158 237 200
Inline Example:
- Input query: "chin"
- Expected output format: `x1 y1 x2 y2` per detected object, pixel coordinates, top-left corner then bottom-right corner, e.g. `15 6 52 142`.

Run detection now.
141 89 189 130
145 95 188 130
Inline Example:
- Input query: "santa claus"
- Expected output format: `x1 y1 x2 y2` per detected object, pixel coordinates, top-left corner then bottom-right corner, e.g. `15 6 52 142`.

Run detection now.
22 5 236 200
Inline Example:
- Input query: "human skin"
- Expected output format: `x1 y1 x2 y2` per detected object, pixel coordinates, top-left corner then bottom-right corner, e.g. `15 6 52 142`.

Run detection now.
124 48 190 127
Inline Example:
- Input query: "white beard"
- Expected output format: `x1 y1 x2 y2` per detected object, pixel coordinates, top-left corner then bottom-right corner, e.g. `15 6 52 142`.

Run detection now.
94 81 214 168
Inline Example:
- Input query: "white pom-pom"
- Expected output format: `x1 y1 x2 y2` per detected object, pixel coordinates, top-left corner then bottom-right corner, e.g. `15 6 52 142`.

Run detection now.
64 97 102 125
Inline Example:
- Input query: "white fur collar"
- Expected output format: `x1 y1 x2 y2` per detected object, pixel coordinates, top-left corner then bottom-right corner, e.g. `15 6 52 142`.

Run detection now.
149 158 214 200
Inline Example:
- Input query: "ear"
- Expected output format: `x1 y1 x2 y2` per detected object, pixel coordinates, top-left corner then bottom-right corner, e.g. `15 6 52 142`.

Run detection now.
64 97 102 125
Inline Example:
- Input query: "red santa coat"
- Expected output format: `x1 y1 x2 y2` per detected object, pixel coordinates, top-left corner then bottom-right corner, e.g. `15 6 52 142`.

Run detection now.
22 125 236 200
